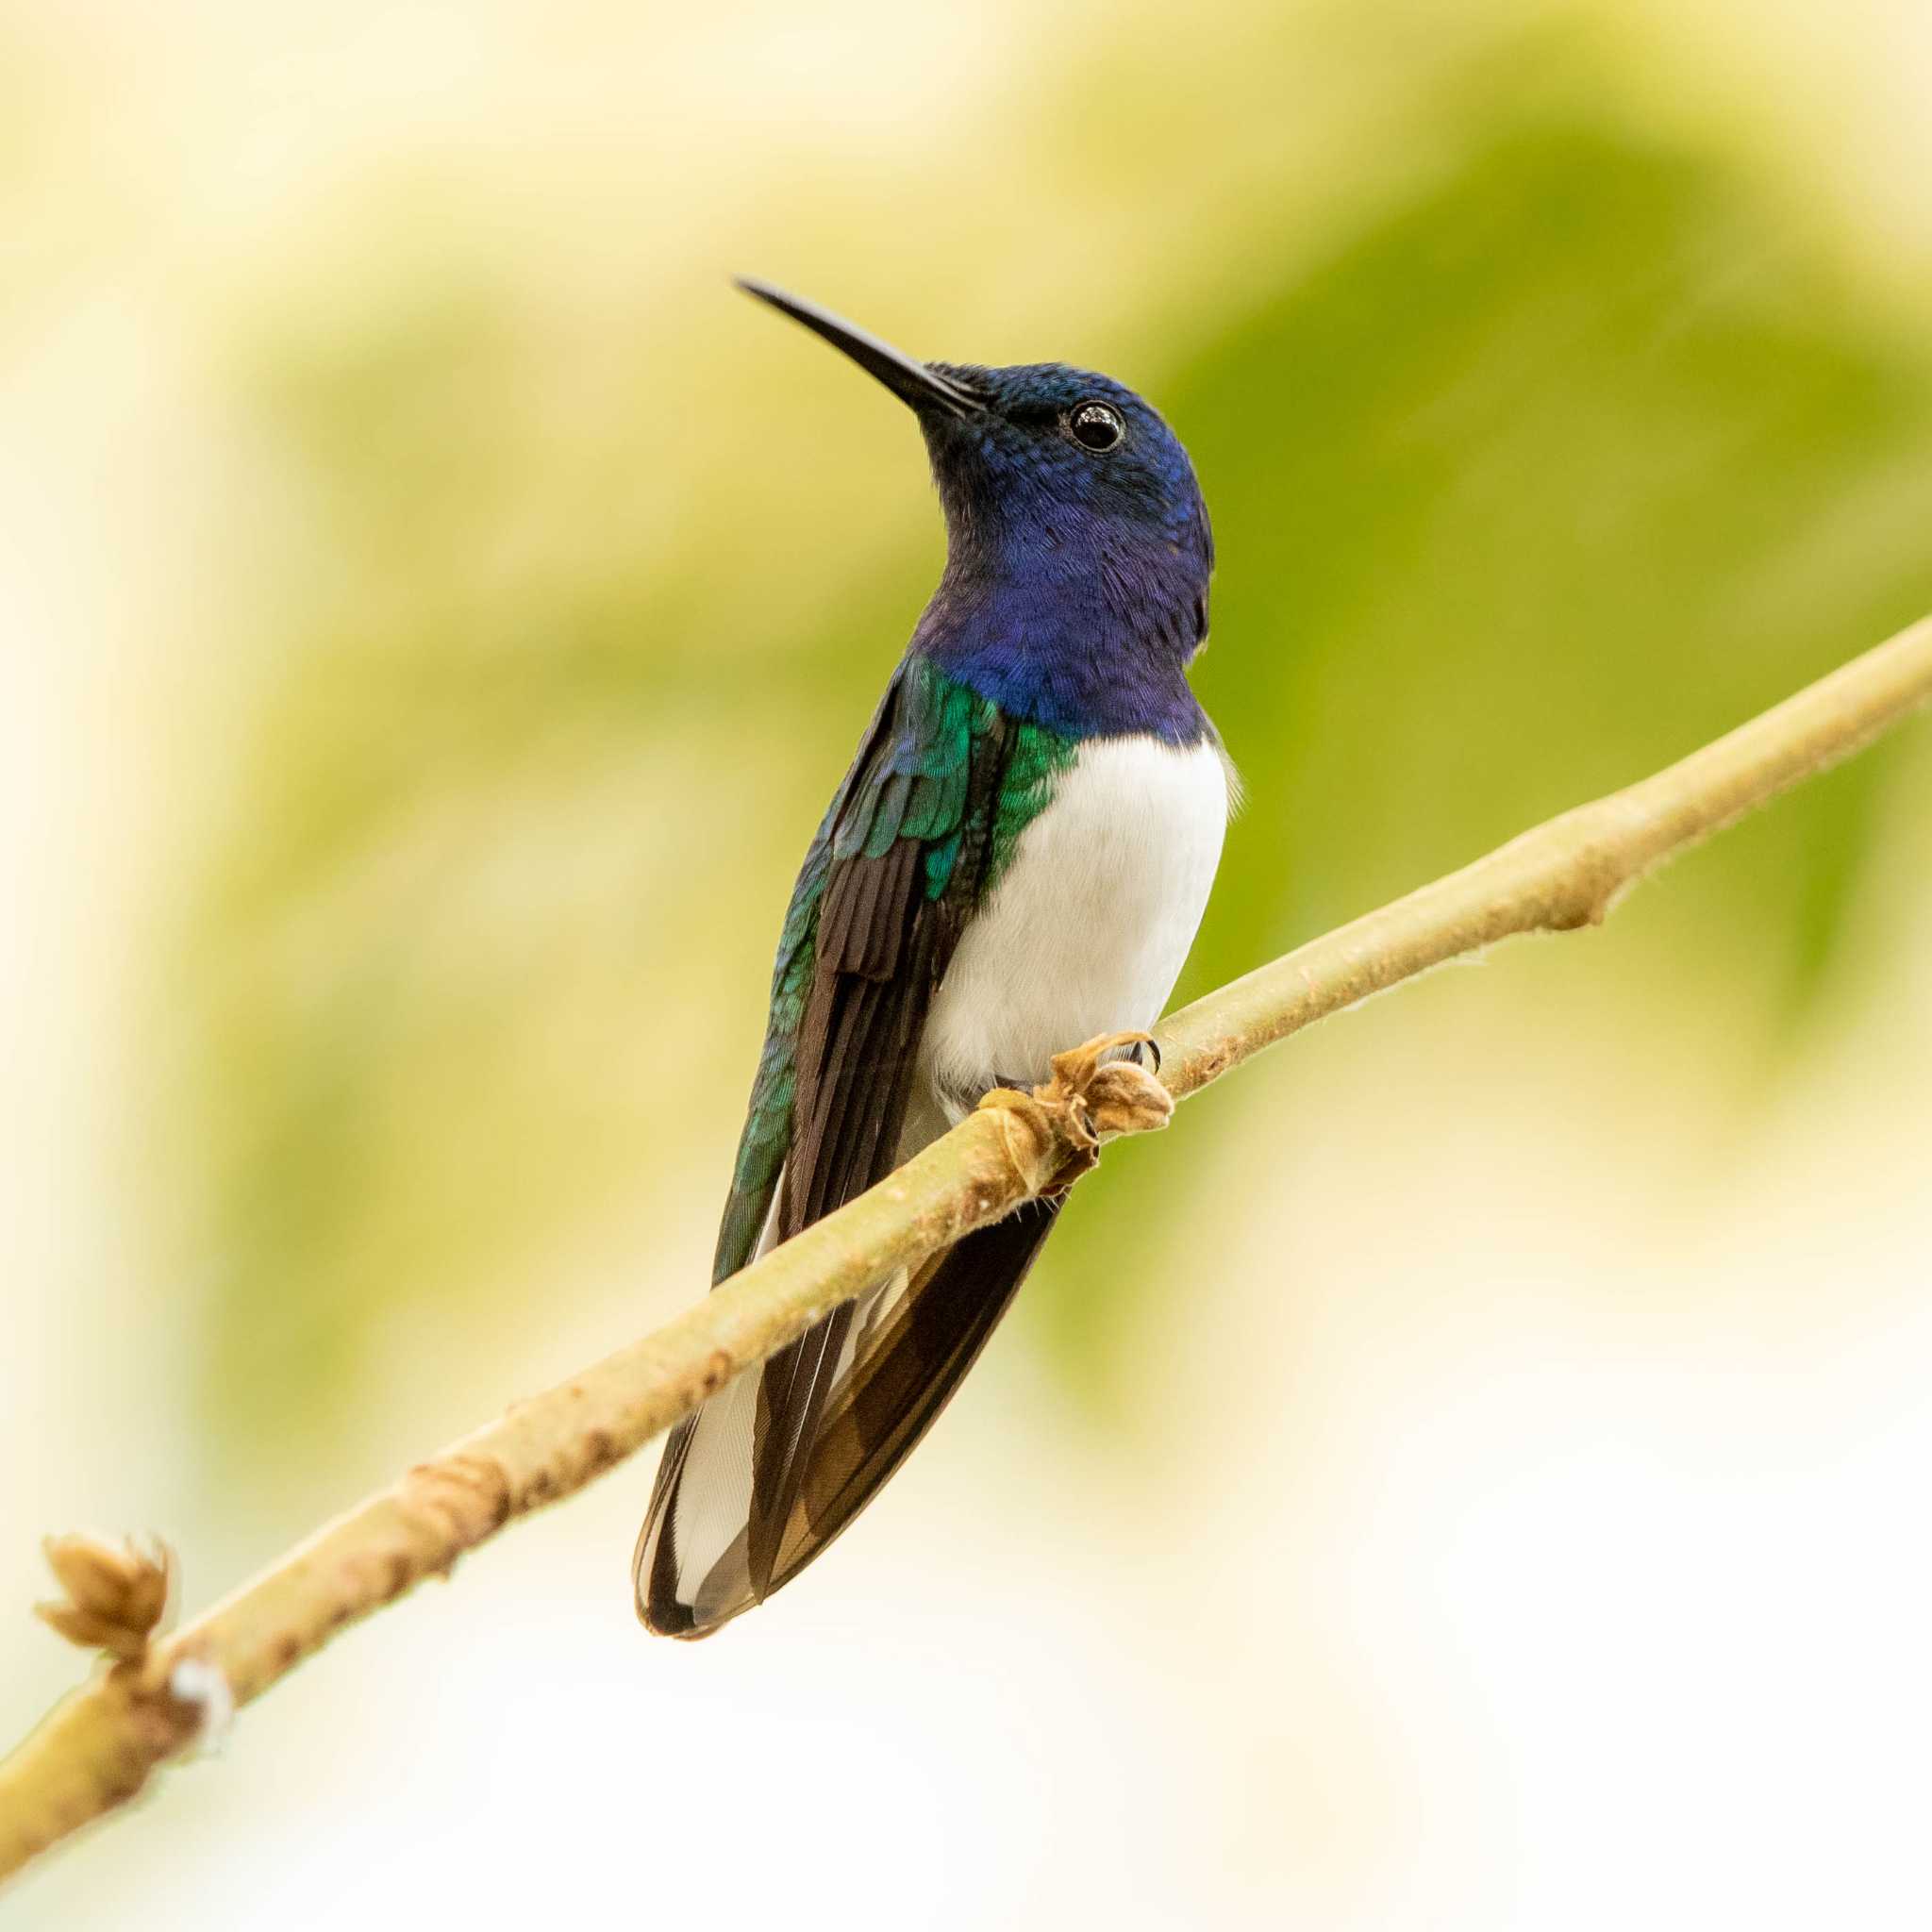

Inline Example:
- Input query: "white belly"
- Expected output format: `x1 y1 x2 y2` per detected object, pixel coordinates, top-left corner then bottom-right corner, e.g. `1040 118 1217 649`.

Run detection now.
917 733 1229 1120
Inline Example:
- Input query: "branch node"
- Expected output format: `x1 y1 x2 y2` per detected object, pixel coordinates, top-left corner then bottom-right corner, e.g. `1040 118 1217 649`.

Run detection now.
975 1031 1174 1192
33 1533 176 1665
975 1084 1059 1185
1046 1031 1174 1141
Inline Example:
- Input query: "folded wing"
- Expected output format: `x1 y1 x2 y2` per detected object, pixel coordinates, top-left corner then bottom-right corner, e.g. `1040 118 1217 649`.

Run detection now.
636 661 1067 1637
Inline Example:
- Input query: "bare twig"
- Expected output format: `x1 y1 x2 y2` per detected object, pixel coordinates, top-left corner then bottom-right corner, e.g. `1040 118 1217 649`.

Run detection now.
3 612 1928 1887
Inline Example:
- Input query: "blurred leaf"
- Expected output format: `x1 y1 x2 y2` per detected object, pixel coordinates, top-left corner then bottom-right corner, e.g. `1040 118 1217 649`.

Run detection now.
169 56 1932 1478
1034 100 1932 1407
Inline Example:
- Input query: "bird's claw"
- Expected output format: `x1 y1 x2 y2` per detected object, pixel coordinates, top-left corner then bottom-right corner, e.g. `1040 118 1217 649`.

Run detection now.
976 1030 1174 1194
1040 1030 1174 1189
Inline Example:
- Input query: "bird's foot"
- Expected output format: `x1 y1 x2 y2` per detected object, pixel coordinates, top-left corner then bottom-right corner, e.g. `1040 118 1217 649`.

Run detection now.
1046 1030 1174 1146
976 1030 1174 1195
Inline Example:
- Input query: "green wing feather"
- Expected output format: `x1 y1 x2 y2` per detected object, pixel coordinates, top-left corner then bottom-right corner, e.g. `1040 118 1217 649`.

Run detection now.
637 657 1076 1636
710 658 1072 1282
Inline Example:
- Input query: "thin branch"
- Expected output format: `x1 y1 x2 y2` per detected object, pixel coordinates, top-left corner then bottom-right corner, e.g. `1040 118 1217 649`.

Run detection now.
4 612 1929 1887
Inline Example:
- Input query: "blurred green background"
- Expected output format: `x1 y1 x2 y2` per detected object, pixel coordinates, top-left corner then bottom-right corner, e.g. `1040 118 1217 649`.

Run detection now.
4 1 1930 1926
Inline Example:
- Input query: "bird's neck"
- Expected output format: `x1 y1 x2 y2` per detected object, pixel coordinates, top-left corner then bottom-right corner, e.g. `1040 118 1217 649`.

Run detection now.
910 524 1208 744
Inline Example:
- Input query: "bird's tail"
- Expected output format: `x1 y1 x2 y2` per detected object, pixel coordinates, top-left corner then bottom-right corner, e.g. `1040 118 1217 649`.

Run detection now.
634 1198 1061 1638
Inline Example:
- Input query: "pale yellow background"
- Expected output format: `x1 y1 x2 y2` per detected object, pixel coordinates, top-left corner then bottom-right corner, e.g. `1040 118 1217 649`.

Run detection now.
4 1 1931 1925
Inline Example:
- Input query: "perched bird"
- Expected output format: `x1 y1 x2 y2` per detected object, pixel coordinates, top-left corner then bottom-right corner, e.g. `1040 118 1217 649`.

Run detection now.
635 279 1230 1637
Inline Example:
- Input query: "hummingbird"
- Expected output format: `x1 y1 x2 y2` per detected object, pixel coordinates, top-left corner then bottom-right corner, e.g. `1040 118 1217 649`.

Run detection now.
634 279 1230 1637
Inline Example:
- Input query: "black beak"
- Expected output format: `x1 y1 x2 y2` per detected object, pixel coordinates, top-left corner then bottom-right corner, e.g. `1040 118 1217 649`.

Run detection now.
736 277 984 418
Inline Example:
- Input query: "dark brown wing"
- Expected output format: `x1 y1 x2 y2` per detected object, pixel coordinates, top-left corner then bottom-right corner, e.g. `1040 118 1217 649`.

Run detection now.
771 1198 1062 1590
743 831 941 1589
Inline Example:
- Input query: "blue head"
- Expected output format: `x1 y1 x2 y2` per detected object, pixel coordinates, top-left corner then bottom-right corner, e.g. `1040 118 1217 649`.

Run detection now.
740 279 1215 742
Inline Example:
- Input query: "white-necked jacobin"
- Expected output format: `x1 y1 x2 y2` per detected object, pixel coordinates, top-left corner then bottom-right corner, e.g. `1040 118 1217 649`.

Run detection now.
635 279 1229 1637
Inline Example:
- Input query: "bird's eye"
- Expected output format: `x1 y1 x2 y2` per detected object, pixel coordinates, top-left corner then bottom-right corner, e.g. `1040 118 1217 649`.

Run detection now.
1069 401 1125 451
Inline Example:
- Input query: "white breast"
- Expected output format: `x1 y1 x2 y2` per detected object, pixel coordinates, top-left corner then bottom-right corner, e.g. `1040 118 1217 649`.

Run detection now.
918 734 1229 1120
